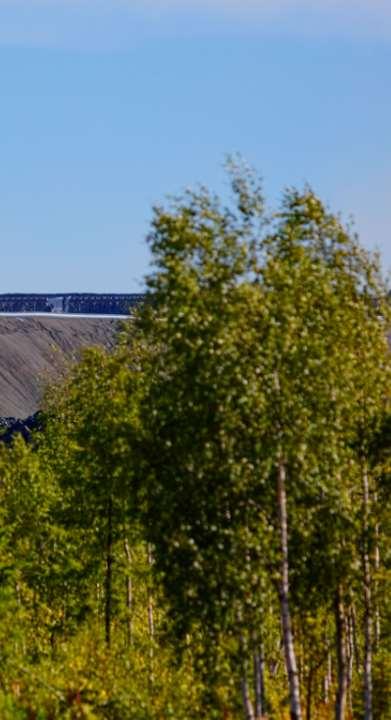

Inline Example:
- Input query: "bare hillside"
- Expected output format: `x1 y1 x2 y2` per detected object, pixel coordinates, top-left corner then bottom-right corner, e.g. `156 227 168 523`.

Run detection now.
0 316 121 418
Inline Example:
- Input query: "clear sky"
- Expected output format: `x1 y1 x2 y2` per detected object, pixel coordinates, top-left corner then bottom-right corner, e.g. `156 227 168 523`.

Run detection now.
0 0 390 292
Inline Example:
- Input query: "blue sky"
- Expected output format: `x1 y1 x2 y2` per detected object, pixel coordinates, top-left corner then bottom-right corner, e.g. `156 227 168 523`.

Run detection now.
0 0 390 292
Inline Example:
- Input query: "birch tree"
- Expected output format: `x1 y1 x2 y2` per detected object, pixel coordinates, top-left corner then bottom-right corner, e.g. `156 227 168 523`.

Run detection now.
135 170 390 720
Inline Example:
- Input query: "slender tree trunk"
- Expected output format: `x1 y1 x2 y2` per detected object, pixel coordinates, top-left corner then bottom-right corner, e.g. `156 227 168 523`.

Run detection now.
373 494 380 649
105 496 113 647
335 587 348 720
147 543 155 688
362 466 373 720
124 538 133 647
240 634 255 720
277 457 302 720
351 605 360 675
241 674 255 720
347 609 354 719
253 641 265 719
324 650 332 705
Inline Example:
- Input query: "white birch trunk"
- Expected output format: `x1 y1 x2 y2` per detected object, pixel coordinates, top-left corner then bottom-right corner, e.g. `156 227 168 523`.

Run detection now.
362 467 373 720
374 500 380 649
253 643 265 719
323 651 332 705
277 457 302 720
147 543 155 688
335 588 348 720
241 674 256 720
124 538 133 647
347 609 354 718
105 496 113 647
239 634 255 720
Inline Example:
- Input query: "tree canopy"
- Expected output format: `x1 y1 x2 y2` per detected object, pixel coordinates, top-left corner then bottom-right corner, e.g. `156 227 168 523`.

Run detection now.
0 164 389 720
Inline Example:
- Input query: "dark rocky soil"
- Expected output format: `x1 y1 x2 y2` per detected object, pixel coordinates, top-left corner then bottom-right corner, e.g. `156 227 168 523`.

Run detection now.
0 316 121 418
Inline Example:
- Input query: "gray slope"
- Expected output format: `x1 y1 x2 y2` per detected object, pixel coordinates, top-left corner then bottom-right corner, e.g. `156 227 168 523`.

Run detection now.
0 316 121 417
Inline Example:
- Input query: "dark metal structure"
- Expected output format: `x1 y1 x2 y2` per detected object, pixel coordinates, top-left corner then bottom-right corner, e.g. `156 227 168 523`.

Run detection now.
0 293 145 315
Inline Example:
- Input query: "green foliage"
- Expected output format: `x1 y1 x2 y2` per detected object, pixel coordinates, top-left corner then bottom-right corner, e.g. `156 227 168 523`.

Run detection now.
0 163 389 719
